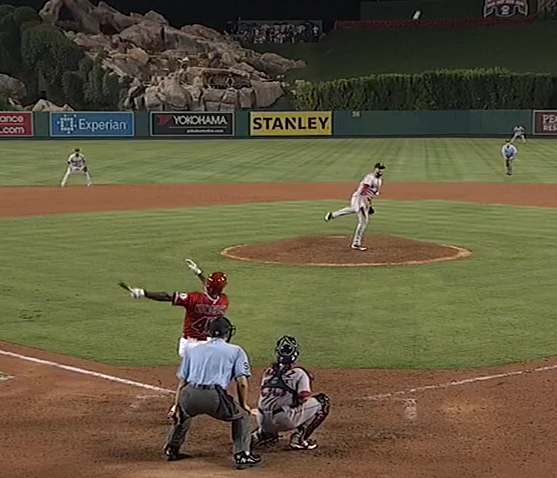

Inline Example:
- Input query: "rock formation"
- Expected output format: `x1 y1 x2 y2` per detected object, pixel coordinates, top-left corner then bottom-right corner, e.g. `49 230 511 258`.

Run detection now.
38 0 305 110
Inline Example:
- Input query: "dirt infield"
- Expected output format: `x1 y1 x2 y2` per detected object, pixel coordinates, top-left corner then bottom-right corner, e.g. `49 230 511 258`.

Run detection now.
1 181 557 478
1 181 557 216
221 234 472 266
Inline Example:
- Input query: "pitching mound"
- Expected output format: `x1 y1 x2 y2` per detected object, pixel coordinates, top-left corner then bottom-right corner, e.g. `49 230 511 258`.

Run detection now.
221 234 472 266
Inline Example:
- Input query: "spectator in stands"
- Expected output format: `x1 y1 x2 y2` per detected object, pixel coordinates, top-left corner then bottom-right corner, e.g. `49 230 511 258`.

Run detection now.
227 21 322 44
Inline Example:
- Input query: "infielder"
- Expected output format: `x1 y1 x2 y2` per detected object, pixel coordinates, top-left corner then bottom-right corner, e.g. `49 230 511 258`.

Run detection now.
502 140 518 176
60 148 93 187
124 260 229 357
511 125 526 143
324 162 386 251
251 336 330 451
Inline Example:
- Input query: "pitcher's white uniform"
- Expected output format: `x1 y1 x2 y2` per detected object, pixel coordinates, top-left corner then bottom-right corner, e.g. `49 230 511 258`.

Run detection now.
511 125 526 143
60 150 93 187
326 170 383 250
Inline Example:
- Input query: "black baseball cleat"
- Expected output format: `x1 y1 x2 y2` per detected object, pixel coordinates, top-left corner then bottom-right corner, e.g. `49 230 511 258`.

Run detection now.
324 212 332 222
289 435 318 450
164 446 188 461
234 451 262 470
251 430 279 448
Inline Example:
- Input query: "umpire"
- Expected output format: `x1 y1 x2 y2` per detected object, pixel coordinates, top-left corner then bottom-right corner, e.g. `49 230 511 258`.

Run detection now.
164 316 262 470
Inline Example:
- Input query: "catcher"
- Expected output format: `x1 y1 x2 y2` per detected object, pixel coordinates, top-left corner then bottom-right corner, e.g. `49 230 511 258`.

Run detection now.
251 336 331 450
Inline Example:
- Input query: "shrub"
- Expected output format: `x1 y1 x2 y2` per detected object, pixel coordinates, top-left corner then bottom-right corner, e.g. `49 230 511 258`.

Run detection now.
294 68 555 110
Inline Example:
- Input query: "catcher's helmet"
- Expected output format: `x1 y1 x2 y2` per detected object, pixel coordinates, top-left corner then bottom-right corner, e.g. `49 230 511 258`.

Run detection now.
276 335 299 364
208 316 236 342
206 271 227 295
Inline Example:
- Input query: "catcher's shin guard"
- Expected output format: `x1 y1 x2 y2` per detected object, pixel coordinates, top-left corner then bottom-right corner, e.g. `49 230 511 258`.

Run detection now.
298 393 331 441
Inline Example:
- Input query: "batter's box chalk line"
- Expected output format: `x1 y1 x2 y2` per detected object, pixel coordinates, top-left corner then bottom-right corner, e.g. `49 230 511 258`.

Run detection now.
128 393 168 411
362 363 557 401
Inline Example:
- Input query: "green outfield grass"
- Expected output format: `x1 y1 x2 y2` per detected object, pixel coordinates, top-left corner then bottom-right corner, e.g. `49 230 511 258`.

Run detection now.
1 199 556 368
0 138 557 186
253 22 557 81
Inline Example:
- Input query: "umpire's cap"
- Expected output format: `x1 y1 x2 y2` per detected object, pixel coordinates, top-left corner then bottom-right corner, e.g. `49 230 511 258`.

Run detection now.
208 316 236 342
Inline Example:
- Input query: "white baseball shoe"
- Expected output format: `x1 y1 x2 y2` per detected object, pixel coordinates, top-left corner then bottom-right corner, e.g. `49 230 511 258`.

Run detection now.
324 212 332 222
351 244 367 251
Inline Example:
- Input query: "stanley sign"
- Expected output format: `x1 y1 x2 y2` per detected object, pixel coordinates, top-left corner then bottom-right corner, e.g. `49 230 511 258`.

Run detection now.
250 112 332 136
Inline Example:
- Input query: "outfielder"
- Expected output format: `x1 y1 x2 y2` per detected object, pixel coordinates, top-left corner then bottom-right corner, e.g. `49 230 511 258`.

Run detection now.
324 162 386 251
502 140 518 176
124 260 229 357
60 148 93 187
251 336 330 451
511 125 526 143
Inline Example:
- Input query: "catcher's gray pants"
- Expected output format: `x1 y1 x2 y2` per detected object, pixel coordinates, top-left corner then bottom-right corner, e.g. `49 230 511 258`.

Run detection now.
257 394 330 439
165 384 251 454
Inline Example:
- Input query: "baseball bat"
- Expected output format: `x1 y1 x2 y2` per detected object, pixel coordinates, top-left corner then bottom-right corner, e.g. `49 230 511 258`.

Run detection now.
118 281 133 293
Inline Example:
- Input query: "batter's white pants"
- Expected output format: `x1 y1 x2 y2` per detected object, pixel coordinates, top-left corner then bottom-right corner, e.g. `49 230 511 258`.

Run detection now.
61 167 93 187
331 193 371 247
178 337 208 357
511 133 526 143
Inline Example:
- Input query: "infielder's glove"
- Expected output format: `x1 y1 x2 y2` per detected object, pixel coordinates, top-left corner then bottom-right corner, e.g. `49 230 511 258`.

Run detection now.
368 206 375 215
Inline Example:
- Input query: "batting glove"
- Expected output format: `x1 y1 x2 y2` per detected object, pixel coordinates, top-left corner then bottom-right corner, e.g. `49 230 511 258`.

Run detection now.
130 288 145 299
185 259 202 276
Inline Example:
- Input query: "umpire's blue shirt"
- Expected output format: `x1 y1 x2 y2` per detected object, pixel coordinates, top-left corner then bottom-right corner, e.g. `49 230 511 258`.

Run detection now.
177 338 251 390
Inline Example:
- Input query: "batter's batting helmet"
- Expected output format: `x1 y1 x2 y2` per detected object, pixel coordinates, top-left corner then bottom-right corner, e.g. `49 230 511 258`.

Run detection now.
276 335 299 364
206 271 227 296
208 316 236 342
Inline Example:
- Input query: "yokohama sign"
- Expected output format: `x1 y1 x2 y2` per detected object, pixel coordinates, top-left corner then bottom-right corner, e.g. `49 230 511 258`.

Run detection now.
151 112 234 137
0 112 33 137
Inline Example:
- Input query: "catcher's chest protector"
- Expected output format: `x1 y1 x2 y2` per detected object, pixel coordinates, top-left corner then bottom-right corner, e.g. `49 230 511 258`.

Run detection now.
262 370 299 400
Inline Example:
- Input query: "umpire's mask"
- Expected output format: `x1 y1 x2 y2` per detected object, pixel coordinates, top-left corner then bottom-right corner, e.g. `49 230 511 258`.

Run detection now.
208 316 236 342
276 335 299 364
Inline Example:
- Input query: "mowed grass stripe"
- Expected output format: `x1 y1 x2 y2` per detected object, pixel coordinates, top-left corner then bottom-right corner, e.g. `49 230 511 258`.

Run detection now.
1 199 557 368
1 138 556 186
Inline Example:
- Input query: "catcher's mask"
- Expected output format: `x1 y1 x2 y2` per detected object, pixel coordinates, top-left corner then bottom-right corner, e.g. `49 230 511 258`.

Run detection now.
276 335 299 364
206 271 227 296
208 316 236 342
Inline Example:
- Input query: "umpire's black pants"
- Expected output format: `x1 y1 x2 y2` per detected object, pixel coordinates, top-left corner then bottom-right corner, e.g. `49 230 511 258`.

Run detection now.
165 384 251 455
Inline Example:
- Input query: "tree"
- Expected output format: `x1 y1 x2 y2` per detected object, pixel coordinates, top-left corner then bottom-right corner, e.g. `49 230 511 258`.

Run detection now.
21 23 84 91
62 71 84 109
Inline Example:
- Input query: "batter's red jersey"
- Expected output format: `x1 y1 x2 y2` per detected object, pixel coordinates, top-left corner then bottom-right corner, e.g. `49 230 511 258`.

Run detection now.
172 291 229 340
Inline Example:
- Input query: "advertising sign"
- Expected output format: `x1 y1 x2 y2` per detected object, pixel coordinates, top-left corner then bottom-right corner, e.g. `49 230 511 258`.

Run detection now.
483 0 528 17
533 110 557 135
0 112 33 137
50 112 134 137
250 111 332 136
151 112 234 137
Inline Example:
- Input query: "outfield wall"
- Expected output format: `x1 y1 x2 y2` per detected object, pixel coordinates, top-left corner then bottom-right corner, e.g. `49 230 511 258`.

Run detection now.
0 109 555 139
